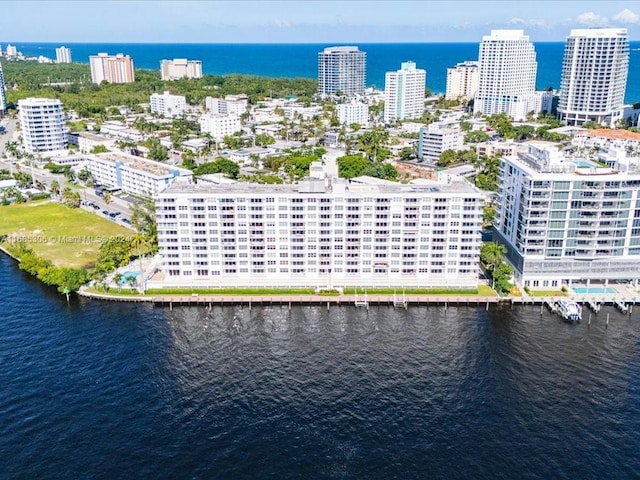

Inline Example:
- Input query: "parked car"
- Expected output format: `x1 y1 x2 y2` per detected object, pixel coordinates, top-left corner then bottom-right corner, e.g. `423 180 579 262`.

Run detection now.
122 218 131 225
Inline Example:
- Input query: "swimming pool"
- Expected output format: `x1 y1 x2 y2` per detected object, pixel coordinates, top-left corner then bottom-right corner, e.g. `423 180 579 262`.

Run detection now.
118 271 141 285
572 286 617 294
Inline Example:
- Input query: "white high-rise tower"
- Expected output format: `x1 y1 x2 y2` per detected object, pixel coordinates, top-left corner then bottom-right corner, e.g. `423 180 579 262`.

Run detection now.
383 61 426 123
55 46 72 63
0 61 7 117
558 28 629 127
317 46 366 96
474 30 538 121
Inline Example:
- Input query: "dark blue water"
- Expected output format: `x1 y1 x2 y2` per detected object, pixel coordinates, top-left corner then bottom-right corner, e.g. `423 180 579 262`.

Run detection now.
7 42 640 102
1 252 640 478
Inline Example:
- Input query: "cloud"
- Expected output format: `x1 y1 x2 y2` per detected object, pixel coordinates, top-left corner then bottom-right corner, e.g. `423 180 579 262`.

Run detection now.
273 19 291 28
508 17 549 29
577 12 609 26
613 8 640 24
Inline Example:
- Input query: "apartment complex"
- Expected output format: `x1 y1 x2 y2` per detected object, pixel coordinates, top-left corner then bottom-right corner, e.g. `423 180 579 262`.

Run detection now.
336 101 369 126
153 174 484 289
199 114 242 140
83 152 193 197
445 61 479 101
150 91 187 118
418 124 464 163
55 46 72 63
18 98 67 154
89 53 135 84
205 94 248 116
317 46 366 96
474 30 538 121
0 61 7 117
383 61 426 123
160 58 203 80
558 28 629 127
495 142 640 288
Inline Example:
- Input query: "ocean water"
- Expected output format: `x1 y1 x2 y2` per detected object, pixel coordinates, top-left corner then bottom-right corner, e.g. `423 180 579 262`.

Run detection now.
8 42 640 102
1 251 640 478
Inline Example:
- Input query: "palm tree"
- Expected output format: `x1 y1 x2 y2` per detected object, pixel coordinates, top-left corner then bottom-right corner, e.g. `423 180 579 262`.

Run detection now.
103 191 112 213
113 272 123 293
480 242 507 288
49 180 60 199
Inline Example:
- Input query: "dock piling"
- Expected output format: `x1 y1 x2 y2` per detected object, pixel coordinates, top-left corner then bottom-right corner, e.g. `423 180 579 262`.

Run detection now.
606 313 610 328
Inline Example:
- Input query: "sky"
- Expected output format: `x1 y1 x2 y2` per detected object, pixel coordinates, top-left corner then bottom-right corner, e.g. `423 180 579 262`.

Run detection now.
2 0 640 43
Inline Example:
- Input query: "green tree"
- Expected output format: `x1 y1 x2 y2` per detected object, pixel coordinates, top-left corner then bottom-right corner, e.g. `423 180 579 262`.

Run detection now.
194 158 240 179
49 180 60 198
144 137 169 162
90 144 109 154
130 197 158 250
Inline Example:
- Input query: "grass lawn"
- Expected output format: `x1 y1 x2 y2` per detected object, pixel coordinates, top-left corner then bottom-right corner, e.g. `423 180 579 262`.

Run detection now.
528 290 567 297
0 200 132 269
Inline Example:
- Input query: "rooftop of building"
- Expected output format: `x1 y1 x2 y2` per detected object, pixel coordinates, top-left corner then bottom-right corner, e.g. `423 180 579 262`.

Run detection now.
321 46 363 53
575 129 640 141
161 175 481 197
92 152 192 177
17 97 62 106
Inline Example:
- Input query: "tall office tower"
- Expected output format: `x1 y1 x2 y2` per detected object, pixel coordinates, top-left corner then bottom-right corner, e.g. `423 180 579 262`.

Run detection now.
317 46 366 96
160 59 203 80
383 61 426 123
55 46 72 63
474 30 538 121
18 98 67 153
558 28 629 127
0 61 7 117
445 61 479 101
89 53 135 84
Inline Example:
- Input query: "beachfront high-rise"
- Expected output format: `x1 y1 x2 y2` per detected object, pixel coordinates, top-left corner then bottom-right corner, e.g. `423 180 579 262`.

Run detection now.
383 61 426 123
474 30 538 121
445 61 479 101
89 53 135 84
160 58 203 80
558 28 629 127
18 98 67 154
317 46 366 96
55 46 72 64
0 61 7 117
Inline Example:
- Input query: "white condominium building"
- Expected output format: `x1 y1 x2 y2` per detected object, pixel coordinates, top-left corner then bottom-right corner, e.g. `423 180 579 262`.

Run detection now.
0 61 7 116
205 94 249 116
474 30 538 121
18 98 67 154
336 101 369 126
153 175 484 289
90 53 135 84
84 152 193 197
160 58 203 80
55 46 72 63
495 142 640 288
418 123 463 163
199 114 242 140
445 61 479 101
150 91 187 118
558 28 629 127
384 61 426 123
5 45 17 57
318 46 366 96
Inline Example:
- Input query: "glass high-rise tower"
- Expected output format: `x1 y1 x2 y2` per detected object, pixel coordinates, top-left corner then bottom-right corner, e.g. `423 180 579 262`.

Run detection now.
317 46 366 97
558 28 629 127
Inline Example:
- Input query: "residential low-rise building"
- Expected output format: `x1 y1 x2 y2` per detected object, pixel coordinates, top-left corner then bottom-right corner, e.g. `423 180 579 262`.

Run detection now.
67 131 116 153
475 140 523 158
418 123 463 163
205 95 248 116
199 114 242 140
495 141 640 288
99 121 145 142
83 152 193 197
336 101 369 126
152 174 484 289
150 91 187 118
